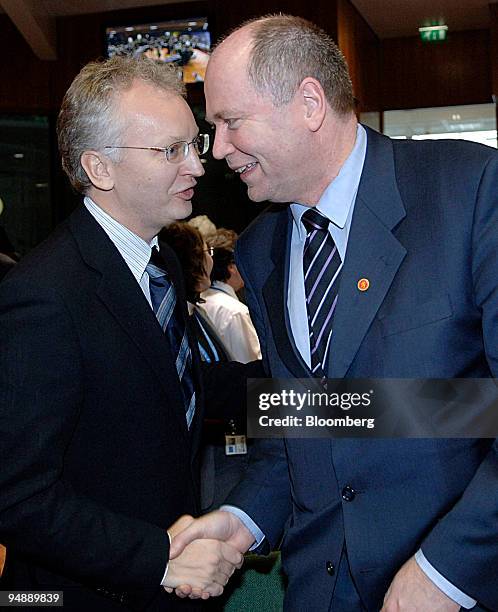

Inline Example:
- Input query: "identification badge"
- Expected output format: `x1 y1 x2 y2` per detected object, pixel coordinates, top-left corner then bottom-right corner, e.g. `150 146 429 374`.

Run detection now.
225 434 247 456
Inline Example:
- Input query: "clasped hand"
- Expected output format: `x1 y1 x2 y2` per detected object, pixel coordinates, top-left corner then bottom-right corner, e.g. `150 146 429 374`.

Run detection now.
164 511 255 599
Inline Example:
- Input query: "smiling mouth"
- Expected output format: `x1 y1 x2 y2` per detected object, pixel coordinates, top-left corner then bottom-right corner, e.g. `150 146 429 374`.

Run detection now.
176 188 194 200
234 162 258 174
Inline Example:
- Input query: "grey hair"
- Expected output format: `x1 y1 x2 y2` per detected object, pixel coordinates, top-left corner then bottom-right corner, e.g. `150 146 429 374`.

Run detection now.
221 14 354 114
57 55 185 193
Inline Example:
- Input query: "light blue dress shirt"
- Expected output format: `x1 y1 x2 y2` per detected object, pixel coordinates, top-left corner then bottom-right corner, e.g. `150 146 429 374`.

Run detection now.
288 123 366 366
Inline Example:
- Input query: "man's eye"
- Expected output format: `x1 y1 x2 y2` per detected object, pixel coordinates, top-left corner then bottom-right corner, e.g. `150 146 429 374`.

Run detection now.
225 118 239 129
167 143 183 159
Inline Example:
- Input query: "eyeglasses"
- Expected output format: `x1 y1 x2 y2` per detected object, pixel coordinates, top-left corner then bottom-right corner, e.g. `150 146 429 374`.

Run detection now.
204 246 214 256
104 133 209 163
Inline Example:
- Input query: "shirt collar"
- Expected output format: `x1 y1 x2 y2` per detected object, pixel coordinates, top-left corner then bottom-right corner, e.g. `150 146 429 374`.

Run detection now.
84 196 158 283
290 123 367 239
211 280 238 300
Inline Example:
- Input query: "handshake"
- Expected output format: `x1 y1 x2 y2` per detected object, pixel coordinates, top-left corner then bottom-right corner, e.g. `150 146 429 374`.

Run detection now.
163 510 256 599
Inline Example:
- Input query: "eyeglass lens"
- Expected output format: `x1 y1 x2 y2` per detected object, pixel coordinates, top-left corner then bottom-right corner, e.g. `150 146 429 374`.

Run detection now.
167 134 209 162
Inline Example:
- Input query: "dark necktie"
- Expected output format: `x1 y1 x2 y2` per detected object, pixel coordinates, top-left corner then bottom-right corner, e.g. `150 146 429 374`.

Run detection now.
147 248 195 428
302 208 342 378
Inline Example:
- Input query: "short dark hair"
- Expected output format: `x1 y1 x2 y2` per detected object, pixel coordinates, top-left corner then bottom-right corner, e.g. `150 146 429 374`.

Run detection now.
210 247 235 284
219 14 354 114
160 223 207 304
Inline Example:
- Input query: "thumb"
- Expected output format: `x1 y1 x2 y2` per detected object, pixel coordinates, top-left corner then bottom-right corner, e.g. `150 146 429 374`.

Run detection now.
169 517 212 558
167 514 195 558
168 514 195 536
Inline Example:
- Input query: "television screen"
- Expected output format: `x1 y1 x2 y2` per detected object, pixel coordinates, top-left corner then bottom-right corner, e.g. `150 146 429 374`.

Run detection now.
106 18 210 83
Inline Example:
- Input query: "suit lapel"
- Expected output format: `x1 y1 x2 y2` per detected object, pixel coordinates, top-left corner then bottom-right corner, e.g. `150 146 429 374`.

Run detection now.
262 207 310 378
70 206 190 440
328 127 407 378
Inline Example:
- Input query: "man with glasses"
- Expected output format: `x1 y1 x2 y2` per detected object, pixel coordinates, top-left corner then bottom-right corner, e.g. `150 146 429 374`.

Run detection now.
0 56 244 611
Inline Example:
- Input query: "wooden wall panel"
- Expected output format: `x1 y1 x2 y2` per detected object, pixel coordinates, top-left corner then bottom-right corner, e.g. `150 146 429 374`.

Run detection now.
0 15 51 113
490 3 498 99
337 0 380 112
381 30 492 110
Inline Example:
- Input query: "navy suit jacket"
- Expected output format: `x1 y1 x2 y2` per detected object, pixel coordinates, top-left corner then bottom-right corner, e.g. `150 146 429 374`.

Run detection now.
228 127 498 610
0 205 223 611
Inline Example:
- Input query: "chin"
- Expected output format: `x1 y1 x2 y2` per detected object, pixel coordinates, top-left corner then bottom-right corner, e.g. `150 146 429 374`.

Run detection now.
246 186 270 203
169 200 192 221
247 183 289 204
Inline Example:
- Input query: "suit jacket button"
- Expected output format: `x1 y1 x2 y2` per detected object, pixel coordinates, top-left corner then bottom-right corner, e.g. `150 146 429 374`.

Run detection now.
326 561 335 576
342 485 356 501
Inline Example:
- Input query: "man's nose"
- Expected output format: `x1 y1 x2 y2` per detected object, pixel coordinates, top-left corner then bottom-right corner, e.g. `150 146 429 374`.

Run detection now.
185 147 205 177
212 128 235 160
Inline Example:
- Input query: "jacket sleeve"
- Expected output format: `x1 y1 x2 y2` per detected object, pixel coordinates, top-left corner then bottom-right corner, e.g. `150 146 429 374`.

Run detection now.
421 155 498 610
218 245 292 552
0 277 169 588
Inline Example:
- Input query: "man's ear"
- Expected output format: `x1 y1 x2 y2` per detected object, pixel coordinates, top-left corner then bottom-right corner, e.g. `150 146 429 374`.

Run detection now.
80 150 115 191
299 77 326 132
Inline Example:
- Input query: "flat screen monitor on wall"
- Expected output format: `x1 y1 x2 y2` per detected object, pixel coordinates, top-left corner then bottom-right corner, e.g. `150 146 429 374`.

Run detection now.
105 17 210 84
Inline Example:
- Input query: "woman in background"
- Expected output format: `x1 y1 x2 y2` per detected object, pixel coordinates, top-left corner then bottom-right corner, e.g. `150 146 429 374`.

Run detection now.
161 222 250 513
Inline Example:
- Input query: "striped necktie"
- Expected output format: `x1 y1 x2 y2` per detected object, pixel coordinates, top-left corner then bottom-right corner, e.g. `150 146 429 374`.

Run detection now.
302 208 342 378
147 248 195 428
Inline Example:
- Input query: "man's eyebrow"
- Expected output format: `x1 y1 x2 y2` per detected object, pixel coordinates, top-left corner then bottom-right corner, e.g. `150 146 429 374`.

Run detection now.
207 110 237 123
158 132 198 144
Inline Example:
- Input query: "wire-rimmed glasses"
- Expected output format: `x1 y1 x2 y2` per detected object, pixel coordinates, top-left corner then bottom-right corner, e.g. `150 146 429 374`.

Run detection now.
104 133 209 163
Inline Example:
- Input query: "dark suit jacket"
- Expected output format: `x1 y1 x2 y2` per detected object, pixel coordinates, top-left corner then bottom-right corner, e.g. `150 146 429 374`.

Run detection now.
0 205 216 611
0 253 16 281
228 127 498 611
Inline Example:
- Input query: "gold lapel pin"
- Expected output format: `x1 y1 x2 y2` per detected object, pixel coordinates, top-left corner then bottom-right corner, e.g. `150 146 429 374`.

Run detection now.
357 278 370 291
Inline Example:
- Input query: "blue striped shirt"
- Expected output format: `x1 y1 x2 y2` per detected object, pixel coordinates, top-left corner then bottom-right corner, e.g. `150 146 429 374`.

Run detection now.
84 197 158 308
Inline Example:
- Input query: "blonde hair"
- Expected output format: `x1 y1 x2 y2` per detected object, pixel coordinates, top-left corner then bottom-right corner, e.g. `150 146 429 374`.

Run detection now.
57 55 185 193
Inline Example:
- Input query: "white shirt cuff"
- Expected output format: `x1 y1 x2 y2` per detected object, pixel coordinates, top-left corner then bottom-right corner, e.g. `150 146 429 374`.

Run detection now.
220 505 265 551
160 531 171 586
415 549 476 609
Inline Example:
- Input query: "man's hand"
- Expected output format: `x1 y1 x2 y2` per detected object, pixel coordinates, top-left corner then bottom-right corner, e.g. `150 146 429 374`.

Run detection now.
166 510 255 599
170 510 256 559
381 556 460 612
168 514 196 539
163 514 244 599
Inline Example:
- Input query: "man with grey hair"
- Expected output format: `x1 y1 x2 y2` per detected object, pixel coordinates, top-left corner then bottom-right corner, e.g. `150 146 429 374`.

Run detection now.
170 14 498 612
0 56 243 610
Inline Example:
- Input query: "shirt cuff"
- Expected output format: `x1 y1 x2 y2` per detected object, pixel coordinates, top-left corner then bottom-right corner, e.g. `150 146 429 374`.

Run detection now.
160 531 171 586
415 549 476 609
220 505 265 551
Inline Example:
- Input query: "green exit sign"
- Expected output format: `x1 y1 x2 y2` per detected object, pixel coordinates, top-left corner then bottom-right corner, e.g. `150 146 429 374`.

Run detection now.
419 25 448 42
